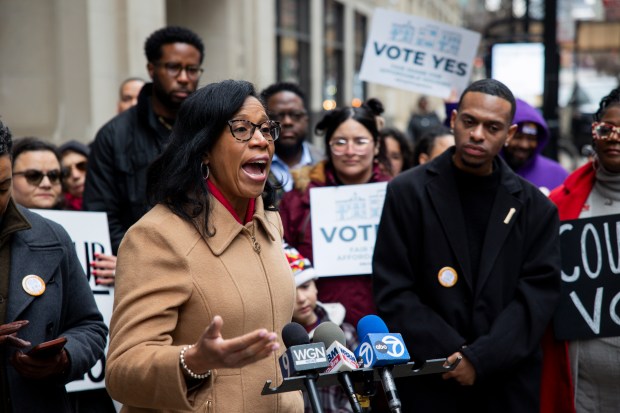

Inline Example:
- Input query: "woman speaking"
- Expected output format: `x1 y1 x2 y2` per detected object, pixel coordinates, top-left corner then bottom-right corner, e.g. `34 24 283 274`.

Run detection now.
106 80 303 412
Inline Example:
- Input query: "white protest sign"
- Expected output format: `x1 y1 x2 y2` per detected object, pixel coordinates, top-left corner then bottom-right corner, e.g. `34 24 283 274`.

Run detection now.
33 209 113 392
359 8 481 98
310 182 387 277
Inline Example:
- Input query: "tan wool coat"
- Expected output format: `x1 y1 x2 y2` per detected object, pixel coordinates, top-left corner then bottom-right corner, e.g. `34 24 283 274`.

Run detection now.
106 197 303 412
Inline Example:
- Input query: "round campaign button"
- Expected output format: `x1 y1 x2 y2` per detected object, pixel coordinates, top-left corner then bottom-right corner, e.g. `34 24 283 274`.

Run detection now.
22 275 46 296
437 266 458 288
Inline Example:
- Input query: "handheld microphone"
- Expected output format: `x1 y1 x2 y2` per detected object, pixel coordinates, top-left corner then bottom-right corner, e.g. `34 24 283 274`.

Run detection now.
280 322 326 413
312 322 363 413
355 315 410 413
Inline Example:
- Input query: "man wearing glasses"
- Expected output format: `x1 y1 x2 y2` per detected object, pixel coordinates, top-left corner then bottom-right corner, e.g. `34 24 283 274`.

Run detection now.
260 82 323 196
84 26 204 254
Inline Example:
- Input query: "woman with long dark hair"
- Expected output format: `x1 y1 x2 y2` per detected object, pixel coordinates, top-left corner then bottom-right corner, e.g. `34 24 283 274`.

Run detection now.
106 80 302 412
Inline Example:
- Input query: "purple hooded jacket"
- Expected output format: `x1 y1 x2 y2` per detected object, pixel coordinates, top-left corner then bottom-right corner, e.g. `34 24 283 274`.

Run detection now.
503 99 568 193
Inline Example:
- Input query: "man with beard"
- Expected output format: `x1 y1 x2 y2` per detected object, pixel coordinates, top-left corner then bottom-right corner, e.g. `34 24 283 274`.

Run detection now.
260 83 323 196
84 26 204 253
501 99 568 195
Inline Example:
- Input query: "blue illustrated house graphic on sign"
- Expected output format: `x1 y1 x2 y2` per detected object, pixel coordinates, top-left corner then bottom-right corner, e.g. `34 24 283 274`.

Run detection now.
390 21 415 44
334 190 386 221
389 18 463 57
335 193 367 221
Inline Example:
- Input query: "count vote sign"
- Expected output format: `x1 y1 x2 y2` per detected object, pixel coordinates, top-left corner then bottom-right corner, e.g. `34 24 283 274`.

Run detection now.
554 214 620 340
359 8 481 98
310 182 387 277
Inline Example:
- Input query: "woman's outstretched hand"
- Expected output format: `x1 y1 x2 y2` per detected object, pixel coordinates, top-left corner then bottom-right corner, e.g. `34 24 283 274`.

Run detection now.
183 315 280 374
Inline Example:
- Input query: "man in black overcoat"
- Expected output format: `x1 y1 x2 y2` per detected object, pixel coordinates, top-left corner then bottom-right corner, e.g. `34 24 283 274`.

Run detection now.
373 79 561 412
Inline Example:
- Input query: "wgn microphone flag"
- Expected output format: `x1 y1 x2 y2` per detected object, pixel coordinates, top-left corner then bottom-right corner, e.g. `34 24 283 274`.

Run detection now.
313 322 363 413
355 315 410 413
279 322 329 378
279 322 327 413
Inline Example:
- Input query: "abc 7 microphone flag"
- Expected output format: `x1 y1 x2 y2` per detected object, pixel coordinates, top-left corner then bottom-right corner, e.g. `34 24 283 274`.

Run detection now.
356 334 409 367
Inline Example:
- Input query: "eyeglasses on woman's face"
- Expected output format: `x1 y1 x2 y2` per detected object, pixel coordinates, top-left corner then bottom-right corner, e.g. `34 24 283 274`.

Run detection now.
329 137 373 156
592 121 620 141
227 119 281 142
13 169 66 186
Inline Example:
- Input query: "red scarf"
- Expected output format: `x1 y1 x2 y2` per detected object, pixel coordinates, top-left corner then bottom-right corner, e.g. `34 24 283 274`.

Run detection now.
206 180 255 224
64 193 83 211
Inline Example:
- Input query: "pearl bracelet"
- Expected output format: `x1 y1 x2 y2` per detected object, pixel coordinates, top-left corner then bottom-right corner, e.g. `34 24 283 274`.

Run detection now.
179 345 211 380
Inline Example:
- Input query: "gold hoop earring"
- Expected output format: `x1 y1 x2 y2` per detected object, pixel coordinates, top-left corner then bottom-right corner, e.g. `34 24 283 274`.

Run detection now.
201 162 210 180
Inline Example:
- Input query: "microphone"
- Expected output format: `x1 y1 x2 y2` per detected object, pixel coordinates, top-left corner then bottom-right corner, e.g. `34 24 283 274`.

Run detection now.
355 315 410 413
280 322 327 413
312 322 363 413
280 322 329 378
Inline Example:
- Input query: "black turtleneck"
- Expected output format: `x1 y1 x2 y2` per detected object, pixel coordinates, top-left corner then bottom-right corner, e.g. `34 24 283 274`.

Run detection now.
452 160 501 286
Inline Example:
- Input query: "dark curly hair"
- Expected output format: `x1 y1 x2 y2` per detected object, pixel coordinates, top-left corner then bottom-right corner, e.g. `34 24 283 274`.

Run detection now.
147 80 277 238
144 26 204 63
380 127 414 172
12 136 62 167
259 82 307 107
0 119 12 158
412 125 453 166
595 86 620 121
365 97 385 117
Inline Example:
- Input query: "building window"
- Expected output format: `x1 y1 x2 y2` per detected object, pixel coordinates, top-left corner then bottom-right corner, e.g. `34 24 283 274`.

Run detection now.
276 0 311 98
353 11 368 107
323 0 344 109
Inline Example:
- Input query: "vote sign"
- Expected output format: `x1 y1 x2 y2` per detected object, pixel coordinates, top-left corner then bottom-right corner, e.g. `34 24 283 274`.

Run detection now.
310 182 387 277
553 213 620 340
359 8 481 98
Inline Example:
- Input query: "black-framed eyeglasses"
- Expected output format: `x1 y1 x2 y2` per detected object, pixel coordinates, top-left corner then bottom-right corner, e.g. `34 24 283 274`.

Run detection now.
13 169 66 186
227 120 281 142
592 121 620 141
156 62 204 80
269 111 307 122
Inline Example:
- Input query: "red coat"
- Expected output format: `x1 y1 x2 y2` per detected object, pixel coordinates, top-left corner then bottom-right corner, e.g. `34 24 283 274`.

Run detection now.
549 162 596 220
540 162 595 413
279 160 391 327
